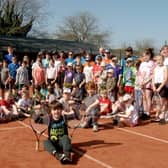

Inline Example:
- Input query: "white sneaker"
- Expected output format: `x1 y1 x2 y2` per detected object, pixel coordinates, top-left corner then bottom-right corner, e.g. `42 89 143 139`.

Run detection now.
92 125 98 132
80 121 88 128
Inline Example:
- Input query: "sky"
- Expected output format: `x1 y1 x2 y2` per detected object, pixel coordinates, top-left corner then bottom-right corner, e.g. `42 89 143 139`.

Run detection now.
45 0 168 49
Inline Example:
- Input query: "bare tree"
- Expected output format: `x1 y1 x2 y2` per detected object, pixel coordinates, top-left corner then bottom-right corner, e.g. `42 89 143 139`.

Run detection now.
135 39 156 54
55 11 110 46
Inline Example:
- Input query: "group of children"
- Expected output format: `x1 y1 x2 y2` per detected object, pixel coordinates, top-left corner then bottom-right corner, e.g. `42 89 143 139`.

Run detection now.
1 45 168 164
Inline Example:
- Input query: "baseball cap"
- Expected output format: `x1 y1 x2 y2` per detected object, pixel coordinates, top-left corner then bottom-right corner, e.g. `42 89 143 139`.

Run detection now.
67 62 73 66
122 94 131 101
63 88 71 94
126 57 133 62
96 55 103 60
105 49 110 53
107 69 114 73
125 46 133 52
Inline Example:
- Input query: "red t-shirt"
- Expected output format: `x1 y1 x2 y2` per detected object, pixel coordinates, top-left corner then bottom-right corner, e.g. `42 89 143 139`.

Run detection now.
0 99 14 111
93 64 102 83
99 97 112 115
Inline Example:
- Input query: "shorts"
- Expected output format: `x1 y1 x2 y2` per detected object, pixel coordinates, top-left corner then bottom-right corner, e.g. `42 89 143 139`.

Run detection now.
155 83 168 98
124 86 134 94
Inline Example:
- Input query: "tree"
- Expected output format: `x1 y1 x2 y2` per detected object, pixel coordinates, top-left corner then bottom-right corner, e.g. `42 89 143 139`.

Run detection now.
0 0 45 37
55 12 110 47
135 39 156 54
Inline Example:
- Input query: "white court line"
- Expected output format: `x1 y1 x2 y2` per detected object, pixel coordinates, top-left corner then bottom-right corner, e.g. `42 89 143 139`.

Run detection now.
0 126 28 131
117 127 168 144
17 121 113 168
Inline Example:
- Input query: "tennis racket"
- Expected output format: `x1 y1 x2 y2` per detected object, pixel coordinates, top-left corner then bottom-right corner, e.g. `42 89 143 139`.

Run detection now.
151 92 162 115
65 103 87 138
29 108 50 151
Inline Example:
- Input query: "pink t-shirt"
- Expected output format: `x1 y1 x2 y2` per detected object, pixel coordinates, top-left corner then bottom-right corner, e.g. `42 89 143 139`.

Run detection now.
139 60 155 89
34 66 45 85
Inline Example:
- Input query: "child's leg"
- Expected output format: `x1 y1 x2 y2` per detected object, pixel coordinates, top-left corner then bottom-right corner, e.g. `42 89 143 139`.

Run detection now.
143 89 152 115
43 139 58 155
58 135 72 158
90 109 99 131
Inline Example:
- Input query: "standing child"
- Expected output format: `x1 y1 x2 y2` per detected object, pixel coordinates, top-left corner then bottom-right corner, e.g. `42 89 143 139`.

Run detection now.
134 60 144 117
106 69 116 102
43 101 72 164
152 55 168 122
123 58 136 95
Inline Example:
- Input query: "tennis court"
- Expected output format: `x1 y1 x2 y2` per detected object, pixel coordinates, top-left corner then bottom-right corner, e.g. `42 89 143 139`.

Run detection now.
0 118 168 168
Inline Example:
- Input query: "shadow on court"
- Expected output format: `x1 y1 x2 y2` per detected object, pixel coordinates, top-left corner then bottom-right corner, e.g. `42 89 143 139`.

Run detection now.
71 140 122 165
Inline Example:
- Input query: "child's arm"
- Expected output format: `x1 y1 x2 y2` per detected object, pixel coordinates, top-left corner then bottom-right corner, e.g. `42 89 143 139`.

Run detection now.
79 78 86 88
156 66 168 92
85 99 99 114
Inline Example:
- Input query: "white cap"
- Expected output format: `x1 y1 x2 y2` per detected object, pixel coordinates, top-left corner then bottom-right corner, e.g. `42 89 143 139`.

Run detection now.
63 88 71 93
126 57 133 62
67 62 73 66
100 61 106 67
122 94 132 101
107 69 114 73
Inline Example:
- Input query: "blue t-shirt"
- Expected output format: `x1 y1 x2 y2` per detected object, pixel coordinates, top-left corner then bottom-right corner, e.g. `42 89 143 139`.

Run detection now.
65 58 74 65
4 54 14 64
8 63 19 79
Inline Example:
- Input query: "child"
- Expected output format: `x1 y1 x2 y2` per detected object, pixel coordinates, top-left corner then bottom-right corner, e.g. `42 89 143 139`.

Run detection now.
15 61 29 90
112 94 139 127
80 82 100 132
0 60 9 90
97 61 107 93
99 89 112 118
152 55 168 122
16 90 32 117
0 90 19 120
134 60 144 118
43 101 72 164
32 85 43 105
47 86 57 103
106 69 116 102
123 58 136 95
54 83 62 99
59 88 76 118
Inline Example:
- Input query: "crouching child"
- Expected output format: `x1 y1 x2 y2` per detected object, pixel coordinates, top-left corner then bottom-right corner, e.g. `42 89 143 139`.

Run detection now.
112 94 139 127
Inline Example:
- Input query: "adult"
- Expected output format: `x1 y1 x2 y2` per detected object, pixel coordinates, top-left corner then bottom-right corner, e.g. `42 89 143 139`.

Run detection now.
95 47 105 61
120 46 138 73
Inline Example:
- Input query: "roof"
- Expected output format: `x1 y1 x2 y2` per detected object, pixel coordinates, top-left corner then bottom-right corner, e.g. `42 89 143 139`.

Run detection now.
0 36 98 54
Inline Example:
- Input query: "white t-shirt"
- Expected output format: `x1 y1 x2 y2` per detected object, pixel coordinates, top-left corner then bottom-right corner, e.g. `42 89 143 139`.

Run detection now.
83 66 93 83
46 67 57 79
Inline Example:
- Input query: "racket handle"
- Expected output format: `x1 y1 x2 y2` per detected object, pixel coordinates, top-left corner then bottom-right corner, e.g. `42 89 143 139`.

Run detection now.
35 140 39 151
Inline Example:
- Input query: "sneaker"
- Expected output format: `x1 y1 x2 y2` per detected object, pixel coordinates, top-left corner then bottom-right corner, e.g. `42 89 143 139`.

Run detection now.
79 121 88 128
62 155 72 164
159 118 166 125
55 153 66 162
118 122 125 128
92 124 98 132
